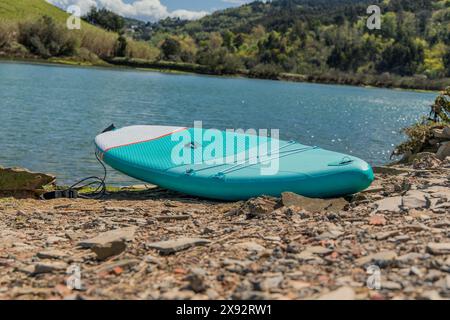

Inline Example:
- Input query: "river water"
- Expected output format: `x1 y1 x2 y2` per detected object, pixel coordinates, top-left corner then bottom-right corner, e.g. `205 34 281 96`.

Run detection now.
0 61 436 185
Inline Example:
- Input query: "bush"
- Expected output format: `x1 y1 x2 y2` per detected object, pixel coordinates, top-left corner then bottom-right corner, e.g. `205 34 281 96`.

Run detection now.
394 87 450 158
79 28 117 58
18 16 78 58
249 63 282 79
126 40 160 60
0 20 16 49
394 121 440 157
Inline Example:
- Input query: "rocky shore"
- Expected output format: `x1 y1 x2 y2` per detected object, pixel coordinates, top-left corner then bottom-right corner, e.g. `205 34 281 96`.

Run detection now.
0 157 449 300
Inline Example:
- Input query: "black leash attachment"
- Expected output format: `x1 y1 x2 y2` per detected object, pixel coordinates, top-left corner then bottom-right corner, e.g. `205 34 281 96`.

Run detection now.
41 189 78 200
41 124 116 201
41 150 107 201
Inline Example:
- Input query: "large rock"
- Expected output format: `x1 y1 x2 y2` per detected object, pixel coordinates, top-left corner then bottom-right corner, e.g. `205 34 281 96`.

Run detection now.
402 190 429 209
77 227 137 260
374 196 402 212
432 126 450 140
281 192 347 212
437 142 450 160
78 227 137 248
0 167 55 191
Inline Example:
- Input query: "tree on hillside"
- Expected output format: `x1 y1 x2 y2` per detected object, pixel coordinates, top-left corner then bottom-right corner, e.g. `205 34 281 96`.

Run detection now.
160 37 181 61
376 39 424 76
444 51 450 77
84 7 125 32
327 42 364 72
115 33 127 57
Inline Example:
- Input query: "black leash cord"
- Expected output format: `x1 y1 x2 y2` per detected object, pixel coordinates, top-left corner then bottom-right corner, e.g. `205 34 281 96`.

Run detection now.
41 152 107 200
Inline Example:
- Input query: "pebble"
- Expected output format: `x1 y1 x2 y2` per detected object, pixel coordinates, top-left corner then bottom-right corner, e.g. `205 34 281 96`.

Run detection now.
381 281 402 290
375 230 399 240
185 268 207 293
304 246 333 255
369 215 387 226
355 251 397 267
256 275 284 292
46 236 68 245
235 241 266 253
33 261 68 274
317 286 355 300
37 250 69 260
96 259 140 274
426 243 450 255
147 237 211 255
105 207 135 213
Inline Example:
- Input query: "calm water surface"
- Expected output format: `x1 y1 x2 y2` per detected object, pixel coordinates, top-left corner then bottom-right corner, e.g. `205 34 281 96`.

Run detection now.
0 62 436 185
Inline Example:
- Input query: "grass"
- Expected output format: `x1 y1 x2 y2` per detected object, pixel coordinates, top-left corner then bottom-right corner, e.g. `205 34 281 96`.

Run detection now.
0 0 68 21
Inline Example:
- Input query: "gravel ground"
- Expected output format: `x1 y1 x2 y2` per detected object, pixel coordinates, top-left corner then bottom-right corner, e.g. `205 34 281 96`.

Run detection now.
0 162 449 300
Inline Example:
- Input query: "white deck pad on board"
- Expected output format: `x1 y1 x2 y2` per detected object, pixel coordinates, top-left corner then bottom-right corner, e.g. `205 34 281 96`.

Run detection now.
95 125 186 152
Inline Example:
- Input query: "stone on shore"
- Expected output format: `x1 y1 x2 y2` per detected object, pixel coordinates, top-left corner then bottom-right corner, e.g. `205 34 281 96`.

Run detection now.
437 142 450 160
432 126 450 139
33 261 68 274
317 286 355 300
77 227 137 248
374 196 402 212
147 238 211 255
402 190 429 209
281 192 347 212
37 250 69 260
235 241 266 253
77 227 137 260
426 243 450 255
355 251 397 267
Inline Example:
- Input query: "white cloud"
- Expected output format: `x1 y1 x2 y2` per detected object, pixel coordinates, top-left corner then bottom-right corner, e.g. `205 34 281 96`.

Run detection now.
46 0 209 21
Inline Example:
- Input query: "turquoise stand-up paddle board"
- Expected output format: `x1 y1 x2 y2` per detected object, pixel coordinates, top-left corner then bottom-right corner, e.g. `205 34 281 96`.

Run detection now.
95 125 374 200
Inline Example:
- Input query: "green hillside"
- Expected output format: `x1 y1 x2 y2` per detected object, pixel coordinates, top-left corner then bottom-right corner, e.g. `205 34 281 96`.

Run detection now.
137 0 450 90
0 0 158 65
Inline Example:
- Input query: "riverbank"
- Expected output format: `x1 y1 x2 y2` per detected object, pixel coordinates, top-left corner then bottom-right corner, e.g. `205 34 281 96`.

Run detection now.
0 159 449 300
1 55 449 92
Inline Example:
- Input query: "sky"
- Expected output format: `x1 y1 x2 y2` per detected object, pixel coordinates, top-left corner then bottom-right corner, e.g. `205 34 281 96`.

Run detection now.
46 0 256 22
